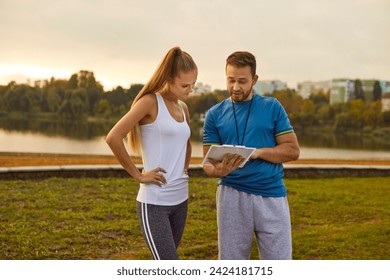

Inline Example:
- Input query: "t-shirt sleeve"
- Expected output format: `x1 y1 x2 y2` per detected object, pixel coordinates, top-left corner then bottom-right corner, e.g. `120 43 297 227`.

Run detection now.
203 109 221 145
273 99 294 137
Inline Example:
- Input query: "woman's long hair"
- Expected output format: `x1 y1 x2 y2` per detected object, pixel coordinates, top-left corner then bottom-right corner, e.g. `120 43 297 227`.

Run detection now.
128 46 197 154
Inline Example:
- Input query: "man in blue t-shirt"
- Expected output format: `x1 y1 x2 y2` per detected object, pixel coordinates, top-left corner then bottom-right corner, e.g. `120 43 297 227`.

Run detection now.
203 51 300 260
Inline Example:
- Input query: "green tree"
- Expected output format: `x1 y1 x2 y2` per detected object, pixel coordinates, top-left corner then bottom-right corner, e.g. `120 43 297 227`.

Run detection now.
0 84 9 112
68 74 78 89
59 89 89 118
94 99 112 117
99 86 133 116
333 99 365 132
58 99 72 118
3 84 42 112
272 89 303 116
373 80 382 101
46 88 62 112
67 71 104 113
301 99 316 115
40 79 68 112
272 89 303 125
309 91 330 106
354 79 365 101
383 110 390 127
364 101 383 128
298 99 317 126
128 84 144 102
316 104 332 125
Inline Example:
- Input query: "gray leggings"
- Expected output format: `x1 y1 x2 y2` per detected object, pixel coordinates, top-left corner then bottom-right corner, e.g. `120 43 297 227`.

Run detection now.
136 200 188 260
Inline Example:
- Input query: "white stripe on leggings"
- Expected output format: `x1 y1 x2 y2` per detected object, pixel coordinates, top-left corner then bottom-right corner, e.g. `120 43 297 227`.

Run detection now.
141 203 160 260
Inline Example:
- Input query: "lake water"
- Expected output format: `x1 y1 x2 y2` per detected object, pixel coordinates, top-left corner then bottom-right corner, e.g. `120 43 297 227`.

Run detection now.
2 128 390 160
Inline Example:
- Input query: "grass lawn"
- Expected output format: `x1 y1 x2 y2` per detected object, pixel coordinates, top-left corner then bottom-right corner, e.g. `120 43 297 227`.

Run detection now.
0 176 389 260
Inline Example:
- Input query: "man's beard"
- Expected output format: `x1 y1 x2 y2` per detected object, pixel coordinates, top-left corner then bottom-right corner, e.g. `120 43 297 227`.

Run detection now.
230 88 253 102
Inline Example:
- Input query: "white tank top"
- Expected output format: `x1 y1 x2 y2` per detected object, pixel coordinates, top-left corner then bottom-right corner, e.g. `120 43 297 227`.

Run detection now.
136 93 190 206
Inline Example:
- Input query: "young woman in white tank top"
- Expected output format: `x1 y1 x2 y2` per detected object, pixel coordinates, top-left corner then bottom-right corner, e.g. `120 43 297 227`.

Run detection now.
106 47 197 259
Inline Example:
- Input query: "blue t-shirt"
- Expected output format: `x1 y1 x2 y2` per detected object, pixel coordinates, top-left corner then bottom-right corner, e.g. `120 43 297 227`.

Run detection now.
203 94 294 197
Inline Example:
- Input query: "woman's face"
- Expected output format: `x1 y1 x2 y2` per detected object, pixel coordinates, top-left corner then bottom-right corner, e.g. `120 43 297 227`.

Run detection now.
169 69 198 100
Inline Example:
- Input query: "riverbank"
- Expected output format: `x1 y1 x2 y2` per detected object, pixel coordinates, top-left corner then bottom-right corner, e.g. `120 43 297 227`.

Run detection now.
1 152 390 167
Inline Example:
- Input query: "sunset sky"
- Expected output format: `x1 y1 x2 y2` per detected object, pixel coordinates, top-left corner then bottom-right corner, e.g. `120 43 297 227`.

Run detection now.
1 0 389 90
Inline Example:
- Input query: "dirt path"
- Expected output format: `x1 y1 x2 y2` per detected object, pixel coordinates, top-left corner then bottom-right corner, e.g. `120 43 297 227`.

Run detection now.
1 152 390 167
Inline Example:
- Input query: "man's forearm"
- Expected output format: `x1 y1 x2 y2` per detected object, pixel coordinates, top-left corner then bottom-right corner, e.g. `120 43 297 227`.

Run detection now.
253 143 300 163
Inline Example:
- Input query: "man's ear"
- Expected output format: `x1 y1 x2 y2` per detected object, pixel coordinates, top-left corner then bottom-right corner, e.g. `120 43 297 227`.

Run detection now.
252 74 259 85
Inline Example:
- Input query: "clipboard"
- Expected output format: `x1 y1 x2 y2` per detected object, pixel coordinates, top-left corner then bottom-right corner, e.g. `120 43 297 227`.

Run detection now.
202 145 256 168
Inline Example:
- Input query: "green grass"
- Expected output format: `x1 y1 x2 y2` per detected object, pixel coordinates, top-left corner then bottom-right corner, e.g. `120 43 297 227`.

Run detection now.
0 177 389 260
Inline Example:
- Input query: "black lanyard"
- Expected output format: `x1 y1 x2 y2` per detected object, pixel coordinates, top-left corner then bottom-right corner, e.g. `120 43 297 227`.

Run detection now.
232 97 254 146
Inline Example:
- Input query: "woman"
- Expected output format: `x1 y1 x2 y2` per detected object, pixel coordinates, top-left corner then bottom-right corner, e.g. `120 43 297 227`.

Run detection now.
106 47 197 259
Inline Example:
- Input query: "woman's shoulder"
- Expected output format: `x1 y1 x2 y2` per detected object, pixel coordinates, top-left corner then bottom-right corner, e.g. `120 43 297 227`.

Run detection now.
136 93 158 106
142 93 158 102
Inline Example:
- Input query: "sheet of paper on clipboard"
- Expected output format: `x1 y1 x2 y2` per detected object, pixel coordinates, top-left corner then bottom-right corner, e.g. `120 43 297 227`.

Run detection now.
202 145 256 168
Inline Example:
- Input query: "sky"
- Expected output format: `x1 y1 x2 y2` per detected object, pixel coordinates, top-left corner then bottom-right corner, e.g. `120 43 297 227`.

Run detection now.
1 0 389 91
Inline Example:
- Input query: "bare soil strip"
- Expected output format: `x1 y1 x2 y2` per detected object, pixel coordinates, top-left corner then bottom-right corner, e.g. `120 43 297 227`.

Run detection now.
1 152 389 167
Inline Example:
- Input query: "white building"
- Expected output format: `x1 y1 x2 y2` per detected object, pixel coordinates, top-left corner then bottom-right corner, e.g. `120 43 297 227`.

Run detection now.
382 92 390 112
253 80 287 95
297 80 332 99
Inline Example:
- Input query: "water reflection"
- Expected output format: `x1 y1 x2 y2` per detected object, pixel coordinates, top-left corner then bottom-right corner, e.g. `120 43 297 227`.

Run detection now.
295 130 390 151
0 118 113 140
0 119 390 157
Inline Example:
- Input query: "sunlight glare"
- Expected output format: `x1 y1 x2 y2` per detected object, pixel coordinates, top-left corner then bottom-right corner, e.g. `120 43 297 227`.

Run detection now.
0 64 72 84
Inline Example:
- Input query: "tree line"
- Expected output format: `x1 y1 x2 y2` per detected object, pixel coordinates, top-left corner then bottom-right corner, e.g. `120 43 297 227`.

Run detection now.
1 70 389 136
270 90 390 134
0 70 141 119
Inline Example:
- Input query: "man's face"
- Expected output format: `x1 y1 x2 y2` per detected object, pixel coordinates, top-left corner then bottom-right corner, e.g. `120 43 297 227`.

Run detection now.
226 64 258 103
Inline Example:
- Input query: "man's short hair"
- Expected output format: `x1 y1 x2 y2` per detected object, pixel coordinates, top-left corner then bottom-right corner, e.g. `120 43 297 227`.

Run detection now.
226 51 256 77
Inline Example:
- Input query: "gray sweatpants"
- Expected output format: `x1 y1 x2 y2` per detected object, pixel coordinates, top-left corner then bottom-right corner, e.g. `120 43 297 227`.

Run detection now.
136 200 188 260
217 185 292 260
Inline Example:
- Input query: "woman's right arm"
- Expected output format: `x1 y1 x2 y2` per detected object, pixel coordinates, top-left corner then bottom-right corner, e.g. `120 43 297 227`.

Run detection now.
105 95 167 186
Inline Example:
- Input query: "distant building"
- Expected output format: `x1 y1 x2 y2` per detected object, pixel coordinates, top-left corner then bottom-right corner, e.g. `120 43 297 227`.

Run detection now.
382 92 390 111
297 80 332 99
329 79 390 104
253 80 287 95
297 81 313 99
192 83 212 96
380 81 390 96
330 79 355 104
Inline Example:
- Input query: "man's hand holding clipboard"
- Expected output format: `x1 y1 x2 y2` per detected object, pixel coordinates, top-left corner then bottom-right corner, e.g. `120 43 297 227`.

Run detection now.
202 144 256 168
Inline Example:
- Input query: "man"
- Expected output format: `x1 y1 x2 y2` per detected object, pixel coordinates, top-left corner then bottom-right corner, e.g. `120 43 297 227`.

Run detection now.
202 51 300 260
